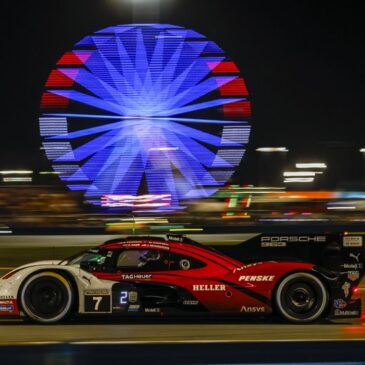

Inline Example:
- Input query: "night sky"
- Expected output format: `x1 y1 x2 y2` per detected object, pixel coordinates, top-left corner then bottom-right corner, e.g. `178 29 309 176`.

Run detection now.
1 0 364 188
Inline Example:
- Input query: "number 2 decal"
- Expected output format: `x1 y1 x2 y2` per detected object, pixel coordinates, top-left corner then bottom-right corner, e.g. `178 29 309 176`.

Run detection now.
120 291 128 304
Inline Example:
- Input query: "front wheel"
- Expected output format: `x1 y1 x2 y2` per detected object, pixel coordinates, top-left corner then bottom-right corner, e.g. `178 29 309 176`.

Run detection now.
20 271 74 324
274 272 329 323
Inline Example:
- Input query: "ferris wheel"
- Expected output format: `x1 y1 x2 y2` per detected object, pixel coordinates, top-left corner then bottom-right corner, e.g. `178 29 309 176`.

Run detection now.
39 24 251 208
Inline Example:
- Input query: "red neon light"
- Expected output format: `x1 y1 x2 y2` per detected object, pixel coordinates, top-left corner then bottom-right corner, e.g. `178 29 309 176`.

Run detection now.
45 69 79 87
57 51 91 66
41 92 70 109
219 78 248 96
223 101 251 118
208 61 239 73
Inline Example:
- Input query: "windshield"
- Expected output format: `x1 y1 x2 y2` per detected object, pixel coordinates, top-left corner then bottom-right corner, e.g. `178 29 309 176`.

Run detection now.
60 248 106 266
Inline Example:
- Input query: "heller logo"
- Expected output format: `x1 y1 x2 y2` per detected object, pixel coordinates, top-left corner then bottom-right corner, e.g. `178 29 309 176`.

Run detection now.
192 284 226 291
241 306 265 313
343 236 363 247
239 275 275 282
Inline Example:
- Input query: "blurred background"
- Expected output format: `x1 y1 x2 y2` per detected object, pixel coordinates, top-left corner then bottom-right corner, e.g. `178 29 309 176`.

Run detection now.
1 0 364 235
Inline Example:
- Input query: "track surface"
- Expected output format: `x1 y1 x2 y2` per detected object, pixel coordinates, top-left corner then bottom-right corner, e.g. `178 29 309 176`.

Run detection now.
0 318 365 344
1 235 365 345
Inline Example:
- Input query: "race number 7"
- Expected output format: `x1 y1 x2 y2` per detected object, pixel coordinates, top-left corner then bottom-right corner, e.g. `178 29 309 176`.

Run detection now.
92 296 102 311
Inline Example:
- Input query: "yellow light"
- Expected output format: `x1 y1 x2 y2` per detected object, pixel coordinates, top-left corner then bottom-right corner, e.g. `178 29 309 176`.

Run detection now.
284 178 314 183
0 170 33 175
169 228 203 232
256 147 288 152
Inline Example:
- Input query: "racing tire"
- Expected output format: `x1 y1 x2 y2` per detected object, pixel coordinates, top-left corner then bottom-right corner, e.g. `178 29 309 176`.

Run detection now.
20 271 74 324
274 272 329 323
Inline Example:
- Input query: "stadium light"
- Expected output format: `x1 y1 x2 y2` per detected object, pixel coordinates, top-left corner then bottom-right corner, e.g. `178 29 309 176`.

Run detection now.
295 163 327 169
0 170 33 175
256 147 288 152
3 177 32 182
283 177 314 183
283 171 316 177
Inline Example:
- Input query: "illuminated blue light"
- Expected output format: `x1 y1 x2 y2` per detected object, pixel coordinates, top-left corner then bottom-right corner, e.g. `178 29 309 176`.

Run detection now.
40 24 251 207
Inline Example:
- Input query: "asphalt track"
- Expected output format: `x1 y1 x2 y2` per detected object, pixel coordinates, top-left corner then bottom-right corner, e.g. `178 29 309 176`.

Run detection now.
1 235 365 347
1 317 365 344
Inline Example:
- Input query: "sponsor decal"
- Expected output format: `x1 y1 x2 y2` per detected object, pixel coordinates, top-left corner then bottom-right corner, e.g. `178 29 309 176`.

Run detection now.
349 253 361 262
343 236 363 247
121 274 152 280
0 305 14 312
128 304 140 312
145 307 160 313
334 309 359 316
192 284 226 291
241 306 265 313
0 296 15 300
261 236 326 247
128 291 138 303
84 289 109 295
239 275 275 282
348 271 360 282
342 263 364 270
0 300 15 312
334 299 347 309
167 234 185 242
84 294 111 312
261 241 286 248
183 300 199 305
123 241 170 249
235 262 263 272
341 281 351 298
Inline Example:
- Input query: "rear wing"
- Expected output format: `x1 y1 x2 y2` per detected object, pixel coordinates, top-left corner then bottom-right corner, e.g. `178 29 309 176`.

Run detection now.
211 233 364 275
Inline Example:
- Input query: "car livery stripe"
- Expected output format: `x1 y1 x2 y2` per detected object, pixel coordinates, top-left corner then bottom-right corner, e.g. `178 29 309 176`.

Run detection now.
114 272 272 308
218 279 272 306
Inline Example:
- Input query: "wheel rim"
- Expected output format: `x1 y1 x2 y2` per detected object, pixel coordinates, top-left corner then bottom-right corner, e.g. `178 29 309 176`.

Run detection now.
285 283 316 314
28 279 68 317
276 272 328 322
21 273 73 322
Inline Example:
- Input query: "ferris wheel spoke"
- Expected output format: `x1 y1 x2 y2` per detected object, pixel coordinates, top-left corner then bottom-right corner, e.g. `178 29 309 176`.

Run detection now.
48 120 125 140
48 90 126 115
161 76 237 111
158 97 245 117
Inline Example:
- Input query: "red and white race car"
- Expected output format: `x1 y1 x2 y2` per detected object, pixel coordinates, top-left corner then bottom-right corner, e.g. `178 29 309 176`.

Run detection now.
0 234 362 323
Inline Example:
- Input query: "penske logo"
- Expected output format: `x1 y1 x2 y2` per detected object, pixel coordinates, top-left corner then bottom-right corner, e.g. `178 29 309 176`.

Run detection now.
239 275 275 282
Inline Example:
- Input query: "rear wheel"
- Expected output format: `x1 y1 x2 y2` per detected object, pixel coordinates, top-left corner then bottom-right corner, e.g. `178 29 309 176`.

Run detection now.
20 271 74 324
274 272 328 323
